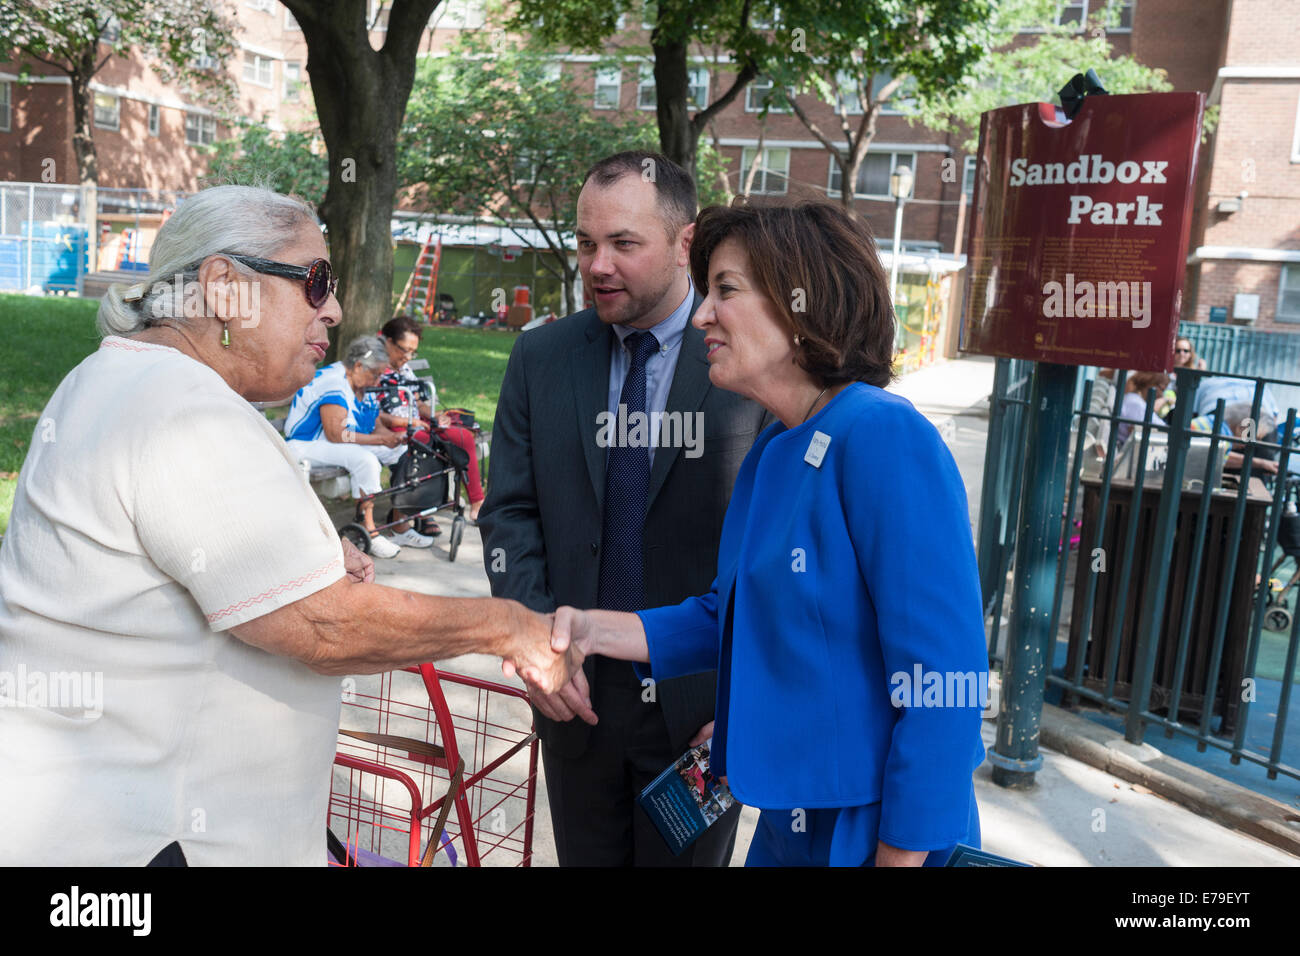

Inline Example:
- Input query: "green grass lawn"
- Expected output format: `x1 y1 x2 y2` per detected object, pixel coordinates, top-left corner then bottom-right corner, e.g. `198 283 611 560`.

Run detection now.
0 291 517 534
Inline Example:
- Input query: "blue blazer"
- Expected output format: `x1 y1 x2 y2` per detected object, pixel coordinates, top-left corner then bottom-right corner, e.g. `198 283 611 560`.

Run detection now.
635 382 988 852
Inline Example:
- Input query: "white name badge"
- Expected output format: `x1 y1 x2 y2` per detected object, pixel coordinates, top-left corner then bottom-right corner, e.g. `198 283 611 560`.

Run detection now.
804 430 831 468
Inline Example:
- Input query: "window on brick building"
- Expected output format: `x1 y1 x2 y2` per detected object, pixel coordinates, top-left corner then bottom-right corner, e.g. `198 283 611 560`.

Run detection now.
93 93 120 131
0 82 10 133
284 7 301 30
245 0 274 12
962 155 976 195
1279 266 1300 323
148 103 160 137
745 76 792 113
642 0 658 30
243 52 275 88
740 147 790 195
638 64 656 109
639 64 708 110
827 151 916 199
1058 1 1088 27
594 67 621 109
1108 0 1135 31
513 153 546 185
100 15 121 44
1291 91 1300 163
431 0 487 29
185 112 216 146
284 61 303 101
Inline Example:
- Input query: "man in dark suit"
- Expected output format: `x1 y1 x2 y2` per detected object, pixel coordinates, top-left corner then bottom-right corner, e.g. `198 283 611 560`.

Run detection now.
479 151 769 866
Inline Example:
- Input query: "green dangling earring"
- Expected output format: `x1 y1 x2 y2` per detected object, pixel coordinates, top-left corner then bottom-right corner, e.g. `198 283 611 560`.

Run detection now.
221 322 231 348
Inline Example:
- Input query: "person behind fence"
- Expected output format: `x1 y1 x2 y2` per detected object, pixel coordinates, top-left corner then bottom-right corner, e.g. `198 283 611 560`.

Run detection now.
0 184 570 866
376 315 486 521
528 198 988 867
1190 401 1281 476
1116 370 1172 446
1173 336 1207 380
284 335 433 558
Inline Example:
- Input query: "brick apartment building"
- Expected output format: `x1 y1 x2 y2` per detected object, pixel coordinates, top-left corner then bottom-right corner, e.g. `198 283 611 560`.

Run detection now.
0 0 1296 330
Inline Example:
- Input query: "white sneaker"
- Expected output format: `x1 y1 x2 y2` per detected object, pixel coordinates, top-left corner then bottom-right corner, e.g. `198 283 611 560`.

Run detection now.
388 527 435 549
368 534 401 559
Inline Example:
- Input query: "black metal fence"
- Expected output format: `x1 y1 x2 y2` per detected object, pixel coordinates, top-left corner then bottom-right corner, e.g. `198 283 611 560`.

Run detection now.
980 358 1300 785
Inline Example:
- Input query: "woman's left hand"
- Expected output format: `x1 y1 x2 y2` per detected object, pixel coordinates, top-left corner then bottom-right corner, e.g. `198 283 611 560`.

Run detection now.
341 536 374 584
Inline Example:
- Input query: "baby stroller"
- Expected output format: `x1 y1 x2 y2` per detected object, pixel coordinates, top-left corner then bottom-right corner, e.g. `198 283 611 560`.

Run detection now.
1263 474 1300 632
336 382 474 563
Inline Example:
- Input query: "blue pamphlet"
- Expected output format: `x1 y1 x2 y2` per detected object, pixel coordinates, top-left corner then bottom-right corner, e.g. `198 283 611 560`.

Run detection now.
638 738 736 856
943 844 1031 867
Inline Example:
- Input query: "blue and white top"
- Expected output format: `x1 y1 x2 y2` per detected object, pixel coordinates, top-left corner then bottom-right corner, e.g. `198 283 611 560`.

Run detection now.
283 362 379 441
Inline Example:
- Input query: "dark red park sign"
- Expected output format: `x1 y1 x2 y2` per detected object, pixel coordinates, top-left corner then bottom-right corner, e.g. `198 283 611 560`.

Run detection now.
960 92 1205 371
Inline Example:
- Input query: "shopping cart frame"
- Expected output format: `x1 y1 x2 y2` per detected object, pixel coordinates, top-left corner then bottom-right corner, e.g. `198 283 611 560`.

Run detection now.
329 663 539 867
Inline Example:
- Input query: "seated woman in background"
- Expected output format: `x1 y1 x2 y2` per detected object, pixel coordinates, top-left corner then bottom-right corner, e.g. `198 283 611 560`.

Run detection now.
284 335 433 557
376 315 486 521
1117 370 1171 446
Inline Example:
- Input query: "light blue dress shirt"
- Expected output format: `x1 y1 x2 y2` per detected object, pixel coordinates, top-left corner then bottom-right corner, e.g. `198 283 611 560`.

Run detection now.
606 282 694 468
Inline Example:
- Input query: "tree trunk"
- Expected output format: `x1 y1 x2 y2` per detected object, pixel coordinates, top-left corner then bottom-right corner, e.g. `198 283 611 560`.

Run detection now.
653 38 696 190
285 0 439 361
841 108 879 217
68 56 98 187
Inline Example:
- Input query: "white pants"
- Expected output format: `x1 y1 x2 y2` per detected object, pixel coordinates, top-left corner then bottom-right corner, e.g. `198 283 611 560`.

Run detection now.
286 438 406 498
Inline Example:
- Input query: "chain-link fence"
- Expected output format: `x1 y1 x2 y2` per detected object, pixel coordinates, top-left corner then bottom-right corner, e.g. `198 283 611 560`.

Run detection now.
0 182 194 294
0 182 89 293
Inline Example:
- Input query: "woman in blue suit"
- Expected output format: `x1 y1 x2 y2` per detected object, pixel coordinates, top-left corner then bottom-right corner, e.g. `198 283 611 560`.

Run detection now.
535 199 988 866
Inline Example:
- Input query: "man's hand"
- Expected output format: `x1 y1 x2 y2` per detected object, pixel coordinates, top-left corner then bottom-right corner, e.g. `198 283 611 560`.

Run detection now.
340 536 374 584
499 607 575 696
689 721 714 748
529 664 597 726
505 605 599 724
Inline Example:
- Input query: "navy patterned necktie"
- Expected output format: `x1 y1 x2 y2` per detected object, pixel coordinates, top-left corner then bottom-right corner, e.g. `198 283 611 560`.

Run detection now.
597 330 660 611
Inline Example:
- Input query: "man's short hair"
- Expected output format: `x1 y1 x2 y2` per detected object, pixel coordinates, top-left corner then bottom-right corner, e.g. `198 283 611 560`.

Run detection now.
581 150 696 237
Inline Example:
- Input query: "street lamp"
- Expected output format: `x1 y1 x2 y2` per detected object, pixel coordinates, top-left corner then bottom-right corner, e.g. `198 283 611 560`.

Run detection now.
888 164 914 309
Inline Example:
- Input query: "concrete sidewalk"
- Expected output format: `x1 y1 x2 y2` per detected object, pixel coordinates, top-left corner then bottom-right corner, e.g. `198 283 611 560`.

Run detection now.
888 355 995 532
367 477 1297 865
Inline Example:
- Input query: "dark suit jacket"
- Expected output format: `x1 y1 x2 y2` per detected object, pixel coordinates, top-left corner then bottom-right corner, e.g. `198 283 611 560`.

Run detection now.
479 295 771 756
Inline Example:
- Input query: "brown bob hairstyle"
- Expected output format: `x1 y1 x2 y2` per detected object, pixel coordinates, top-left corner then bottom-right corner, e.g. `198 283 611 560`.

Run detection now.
689 198 896 389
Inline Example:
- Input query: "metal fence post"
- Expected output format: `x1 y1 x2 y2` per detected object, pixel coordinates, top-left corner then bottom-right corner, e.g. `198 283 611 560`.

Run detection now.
977 358 1012 613
1125 374 1199 742
25 183 34 288
990 361 1077 788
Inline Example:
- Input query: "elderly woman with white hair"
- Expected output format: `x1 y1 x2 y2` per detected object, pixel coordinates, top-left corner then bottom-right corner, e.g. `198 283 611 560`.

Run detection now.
0 185 570 866
284 335 433 557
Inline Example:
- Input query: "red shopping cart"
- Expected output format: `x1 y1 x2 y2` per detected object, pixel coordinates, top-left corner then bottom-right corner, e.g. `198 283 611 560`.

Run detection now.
328 663 539 867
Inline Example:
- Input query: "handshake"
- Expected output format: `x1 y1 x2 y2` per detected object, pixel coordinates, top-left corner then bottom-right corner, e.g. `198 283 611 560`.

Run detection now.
499 605 603 726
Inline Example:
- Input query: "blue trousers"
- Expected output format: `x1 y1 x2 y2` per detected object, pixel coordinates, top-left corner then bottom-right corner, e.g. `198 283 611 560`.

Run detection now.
744 786 981 867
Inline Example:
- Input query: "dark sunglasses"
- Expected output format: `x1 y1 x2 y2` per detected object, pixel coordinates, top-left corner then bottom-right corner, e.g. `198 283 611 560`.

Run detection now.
190 254 338 308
